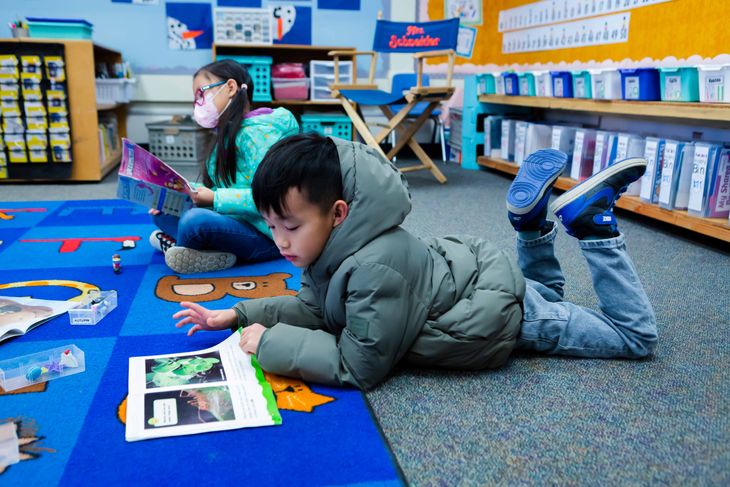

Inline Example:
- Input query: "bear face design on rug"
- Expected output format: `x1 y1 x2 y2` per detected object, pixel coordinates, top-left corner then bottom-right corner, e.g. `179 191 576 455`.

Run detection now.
155 273 297 303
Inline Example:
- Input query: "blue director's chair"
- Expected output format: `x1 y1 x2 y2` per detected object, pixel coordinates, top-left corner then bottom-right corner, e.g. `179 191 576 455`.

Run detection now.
328 17 458 184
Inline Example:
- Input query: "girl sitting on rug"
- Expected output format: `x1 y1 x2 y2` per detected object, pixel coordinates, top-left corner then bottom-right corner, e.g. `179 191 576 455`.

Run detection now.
149 59 299 273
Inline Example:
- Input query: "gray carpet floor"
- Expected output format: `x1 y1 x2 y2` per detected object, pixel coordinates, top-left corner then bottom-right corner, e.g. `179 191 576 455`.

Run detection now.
2 160 728 486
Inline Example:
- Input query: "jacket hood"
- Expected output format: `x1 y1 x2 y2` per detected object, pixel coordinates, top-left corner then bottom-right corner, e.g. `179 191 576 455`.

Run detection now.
307 138 412 284
242 107 299 134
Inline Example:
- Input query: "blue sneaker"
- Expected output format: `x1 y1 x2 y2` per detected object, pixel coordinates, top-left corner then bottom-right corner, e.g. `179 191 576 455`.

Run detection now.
550 157 647 239
506 149 568 231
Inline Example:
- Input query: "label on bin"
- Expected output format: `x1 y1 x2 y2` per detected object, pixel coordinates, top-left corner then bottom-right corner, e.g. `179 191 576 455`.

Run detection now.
575 78 586 97
625 77 639 99
705 75 724 102
595 79 605 98
665 76 681 101
554 78 563 97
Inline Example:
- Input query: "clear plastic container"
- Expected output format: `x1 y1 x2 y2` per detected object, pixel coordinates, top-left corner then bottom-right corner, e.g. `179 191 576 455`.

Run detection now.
68 290 117 325
272 77 309 100
0 345 85 392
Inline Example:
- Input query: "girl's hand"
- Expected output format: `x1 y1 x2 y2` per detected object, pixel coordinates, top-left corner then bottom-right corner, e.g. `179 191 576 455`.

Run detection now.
191 187 215 207
148 208 161 216
173 301 237 336
239 323 266 354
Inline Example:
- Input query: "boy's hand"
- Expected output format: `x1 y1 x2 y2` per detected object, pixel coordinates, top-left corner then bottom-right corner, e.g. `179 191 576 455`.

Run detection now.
239 323 266 354
191 187 215 207
173 301 236 336
148 208 161 216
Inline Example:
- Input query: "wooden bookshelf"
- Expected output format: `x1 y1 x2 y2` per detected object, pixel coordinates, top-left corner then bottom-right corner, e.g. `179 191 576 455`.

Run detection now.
477 155 730 243
212 43 355 122
477 95 730 123
0 38 127 182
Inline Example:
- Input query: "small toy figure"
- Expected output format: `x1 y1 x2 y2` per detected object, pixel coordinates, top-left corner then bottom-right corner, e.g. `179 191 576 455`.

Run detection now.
25 366 47 381
112 254 121 274
59 349 79 368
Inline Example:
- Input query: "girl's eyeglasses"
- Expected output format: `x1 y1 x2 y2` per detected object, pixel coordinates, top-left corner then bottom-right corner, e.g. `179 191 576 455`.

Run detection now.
194 81 226 106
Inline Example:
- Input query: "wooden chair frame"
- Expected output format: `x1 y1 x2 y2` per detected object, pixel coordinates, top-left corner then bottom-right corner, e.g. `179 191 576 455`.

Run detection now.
328 48 456 184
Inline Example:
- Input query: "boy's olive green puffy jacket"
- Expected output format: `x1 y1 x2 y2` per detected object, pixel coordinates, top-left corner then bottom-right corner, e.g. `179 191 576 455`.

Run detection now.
234 138 525 390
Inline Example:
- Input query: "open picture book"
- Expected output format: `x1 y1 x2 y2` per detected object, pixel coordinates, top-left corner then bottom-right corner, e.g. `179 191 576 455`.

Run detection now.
116 138 197 217
125 331 281 442
0 296 78 344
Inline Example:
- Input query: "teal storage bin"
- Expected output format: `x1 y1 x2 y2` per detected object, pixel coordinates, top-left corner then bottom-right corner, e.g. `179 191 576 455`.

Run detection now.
301 114 352 140
659 67 699 102
475 73 496 95
572 71 592 98
518 73 535 96
215 55 272 102
27 17 93 40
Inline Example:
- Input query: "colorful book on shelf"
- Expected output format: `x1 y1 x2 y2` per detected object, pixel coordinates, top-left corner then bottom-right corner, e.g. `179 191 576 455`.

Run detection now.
116 138 196 217
550 125 576 175
500 119 516 161
659 141 695 210
570 128 596 181
125 332 281 442
483 115 502 158
641 137 665 203
688 145 730 218
615 133 645 196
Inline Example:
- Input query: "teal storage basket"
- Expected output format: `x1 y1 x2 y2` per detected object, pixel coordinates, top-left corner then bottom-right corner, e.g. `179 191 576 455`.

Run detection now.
572 71 592 98
27 18 93 39
215 55 272 102
301 114 352 140
475 73 496 95
659 67 699 102
518 73 535 96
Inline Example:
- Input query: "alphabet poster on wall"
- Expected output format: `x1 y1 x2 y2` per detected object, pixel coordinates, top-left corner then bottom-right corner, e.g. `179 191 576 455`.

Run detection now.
166 2 214 50
502 12 630 53
272 5 312 45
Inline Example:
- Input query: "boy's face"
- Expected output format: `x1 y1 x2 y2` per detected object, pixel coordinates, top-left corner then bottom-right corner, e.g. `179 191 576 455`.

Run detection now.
262 187 348 268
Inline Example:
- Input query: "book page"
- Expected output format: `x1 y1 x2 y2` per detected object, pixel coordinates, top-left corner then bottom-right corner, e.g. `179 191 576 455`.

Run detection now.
117 139 196 216
0 296 78 343
125 332 280 442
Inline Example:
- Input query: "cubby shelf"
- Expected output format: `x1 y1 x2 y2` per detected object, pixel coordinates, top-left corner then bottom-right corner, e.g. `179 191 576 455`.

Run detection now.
0 38 127 182
477 94 730 123
477 155 730 243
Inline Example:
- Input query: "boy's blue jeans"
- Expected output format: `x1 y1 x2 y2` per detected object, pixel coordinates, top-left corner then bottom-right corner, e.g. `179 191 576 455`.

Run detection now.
515 223 658 359
153 208 280 263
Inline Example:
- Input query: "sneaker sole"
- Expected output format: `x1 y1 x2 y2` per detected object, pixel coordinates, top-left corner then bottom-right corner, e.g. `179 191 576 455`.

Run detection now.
165 247 236 274
506 150 567 215
549 157 647 215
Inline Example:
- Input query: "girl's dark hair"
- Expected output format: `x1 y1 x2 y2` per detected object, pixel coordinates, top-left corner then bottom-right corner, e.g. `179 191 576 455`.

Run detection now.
253 133 342 216
195 59 254 187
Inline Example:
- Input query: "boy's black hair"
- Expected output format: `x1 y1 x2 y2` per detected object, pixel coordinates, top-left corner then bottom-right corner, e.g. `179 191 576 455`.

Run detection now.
252 132 343 216
195 59 254 188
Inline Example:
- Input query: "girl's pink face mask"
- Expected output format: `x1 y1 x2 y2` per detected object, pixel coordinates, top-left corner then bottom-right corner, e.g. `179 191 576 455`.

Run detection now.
193 85 229 129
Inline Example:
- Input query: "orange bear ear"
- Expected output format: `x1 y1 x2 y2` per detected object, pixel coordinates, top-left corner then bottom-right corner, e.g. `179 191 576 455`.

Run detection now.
118 396 128 425
263 372 334 413
269 272 292 281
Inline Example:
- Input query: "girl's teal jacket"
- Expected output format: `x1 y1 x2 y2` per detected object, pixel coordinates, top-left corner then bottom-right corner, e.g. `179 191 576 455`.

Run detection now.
204 107 299 238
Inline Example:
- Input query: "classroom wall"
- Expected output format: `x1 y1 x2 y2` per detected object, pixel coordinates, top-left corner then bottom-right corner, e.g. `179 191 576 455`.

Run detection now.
0 0 387 74
421 0 730 73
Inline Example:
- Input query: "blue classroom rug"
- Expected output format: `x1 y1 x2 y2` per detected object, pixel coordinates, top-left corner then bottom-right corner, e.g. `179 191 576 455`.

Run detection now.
0 199 403 486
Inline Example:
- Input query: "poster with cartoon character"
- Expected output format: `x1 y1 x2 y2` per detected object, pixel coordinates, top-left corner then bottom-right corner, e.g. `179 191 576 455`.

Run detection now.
166 2 214 50
272 5 311 45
